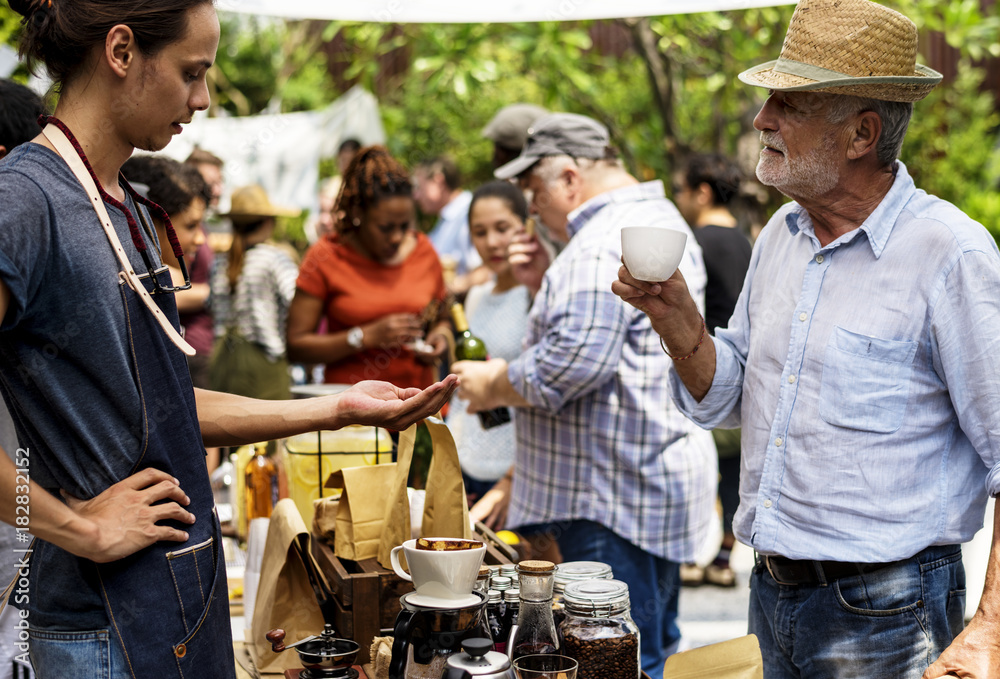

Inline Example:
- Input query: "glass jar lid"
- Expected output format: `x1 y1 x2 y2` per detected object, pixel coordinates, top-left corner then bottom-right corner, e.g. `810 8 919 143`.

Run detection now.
491 576 512 591
553 561 614 593
563 579 630 616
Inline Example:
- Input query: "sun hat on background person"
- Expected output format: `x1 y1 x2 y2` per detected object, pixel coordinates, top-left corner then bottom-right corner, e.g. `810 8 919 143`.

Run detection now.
737 0 942 102
220 184 301 223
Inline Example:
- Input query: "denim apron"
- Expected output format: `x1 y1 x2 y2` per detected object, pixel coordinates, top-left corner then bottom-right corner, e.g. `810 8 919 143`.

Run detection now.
96 266 236 678
41 121 236 678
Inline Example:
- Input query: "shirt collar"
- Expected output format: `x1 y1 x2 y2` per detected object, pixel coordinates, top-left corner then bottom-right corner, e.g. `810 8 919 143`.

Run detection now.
784 161 916 258
566 180 667 238
439 190 472 222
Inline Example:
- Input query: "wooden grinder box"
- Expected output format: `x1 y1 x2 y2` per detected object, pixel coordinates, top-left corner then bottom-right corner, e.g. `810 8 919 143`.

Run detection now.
311 529 515 664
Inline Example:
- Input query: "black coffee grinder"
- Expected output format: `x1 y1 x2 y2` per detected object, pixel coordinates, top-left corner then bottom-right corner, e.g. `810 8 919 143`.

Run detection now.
389 591 492 679
268 624 360 679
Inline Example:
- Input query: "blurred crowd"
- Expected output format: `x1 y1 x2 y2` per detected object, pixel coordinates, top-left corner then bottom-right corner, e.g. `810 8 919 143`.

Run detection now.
2 81 760 675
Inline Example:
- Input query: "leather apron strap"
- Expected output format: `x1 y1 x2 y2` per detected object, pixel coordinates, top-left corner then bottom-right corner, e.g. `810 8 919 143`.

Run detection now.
40 123 196 357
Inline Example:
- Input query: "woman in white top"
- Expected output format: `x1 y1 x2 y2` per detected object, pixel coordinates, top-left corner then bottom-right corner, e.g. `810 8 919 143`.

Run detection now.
449 181 531 528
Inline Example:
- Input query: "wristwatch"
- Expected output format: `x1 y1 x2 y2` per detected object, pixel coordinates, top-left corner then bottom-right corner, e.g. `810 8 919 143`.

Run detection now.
346 326 365 350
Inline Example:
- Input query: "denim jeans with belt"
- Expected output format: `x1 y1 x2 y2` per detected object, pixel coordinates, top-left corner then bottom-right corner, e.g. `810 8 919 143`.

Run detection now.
749 545 966 678
28 629 129 679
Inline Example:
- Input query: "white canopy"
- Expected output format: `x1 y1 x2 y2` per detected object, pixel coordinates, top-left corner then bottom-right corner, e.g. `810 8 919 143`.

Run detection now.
216 0 794 23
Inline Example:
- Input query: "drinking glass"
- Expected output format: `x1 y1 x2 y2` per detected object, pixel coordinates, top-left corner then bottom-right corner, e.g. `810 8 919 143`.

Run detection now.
513 654 578 679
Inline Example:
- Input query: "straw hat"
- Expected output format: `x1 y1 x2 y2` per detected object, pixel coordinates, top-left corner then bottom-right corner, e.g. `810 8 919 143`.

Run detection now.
738 0 942 103
220 184 301 221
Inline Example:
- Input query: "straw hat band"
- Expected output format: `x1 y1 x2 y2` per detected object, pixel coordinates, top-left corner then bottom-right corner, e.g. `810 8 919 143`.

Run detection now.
772 57 942 86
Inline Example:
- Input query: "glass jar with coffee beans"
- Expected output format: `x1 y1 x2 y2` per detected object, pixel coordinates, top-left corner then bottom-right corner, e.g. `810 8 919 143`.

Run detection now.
558 579 639 679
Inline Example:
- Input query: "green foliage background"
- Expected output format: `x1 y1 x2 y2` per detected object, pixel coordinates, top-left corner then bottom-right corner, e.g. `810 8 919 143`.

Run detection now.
2 3 998 235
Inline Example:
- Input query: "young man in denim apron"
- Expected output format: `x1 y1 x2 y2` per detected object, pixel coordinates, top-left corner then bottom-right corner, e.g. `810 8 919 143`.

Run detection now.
0 2 457 677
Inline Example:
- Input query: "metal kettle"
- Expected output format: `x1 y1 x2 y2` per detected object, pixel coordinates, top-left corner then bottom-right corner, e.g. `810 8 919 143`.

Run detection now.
442 638 515 679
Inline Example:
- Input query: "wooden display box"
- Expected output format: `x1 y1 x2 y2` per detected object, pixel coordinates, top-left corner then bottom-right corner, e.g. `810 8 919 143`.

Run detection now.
311 526 516 664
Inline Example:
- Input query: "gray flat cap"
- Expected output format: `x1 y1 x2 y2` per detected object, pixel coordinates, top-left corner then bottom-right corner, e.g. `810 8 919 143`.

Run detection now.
493 112 611 180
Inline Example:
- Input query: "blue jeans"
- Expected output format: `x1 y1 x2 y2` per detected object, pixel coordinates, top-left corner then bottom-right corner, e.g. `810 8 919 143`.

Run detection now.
28 628 130 679
553 520 680 677
749 545 966 678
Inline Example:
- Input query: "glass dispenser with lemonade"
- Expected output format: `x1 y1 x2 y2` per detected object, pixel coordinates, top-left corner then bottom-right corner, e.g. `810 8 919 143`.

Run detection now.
282 425 394 527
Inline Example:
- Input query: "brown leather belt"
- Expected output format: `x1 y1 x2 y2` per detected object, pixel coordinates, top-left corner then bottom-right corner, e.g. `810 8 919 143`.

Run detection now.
761 554 902 586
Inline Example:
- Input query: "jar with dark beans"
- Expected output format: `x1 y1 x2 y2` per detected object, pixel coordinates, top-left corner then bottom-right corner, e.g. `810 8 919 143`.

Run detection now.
558 579 640 679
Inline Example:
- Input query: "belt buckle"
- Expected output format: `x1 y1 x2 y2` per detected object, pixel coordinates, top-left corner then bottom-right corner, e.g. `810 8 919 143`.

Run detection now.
764 556 799 586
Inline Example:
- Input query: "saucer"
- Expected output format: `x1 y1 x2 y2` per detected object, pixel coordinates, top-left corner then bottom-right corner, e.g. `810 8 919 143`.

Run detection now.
403 592 483 609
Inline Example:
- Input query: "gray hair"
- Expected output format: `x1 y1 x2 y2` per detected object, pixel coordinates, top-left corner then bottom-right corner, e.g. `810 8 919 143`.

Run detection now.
532 154 624 186
826 95 914 167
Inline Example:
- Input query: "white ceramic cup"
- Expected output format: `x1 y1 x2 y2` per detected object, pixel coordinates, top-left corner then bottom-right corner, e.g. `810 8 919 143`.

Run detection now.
620 226 688 282
389 538 486 604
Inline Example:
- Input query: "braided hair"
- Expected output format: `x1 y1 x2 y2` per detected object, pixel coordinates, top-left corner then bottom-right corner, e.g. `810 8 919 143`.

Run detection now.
334 145 412 234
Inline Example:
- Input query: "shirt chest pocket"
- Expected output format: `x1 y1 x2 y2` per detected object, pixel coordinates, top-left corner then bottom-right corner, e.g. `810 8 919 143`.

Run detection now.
819 326 917 434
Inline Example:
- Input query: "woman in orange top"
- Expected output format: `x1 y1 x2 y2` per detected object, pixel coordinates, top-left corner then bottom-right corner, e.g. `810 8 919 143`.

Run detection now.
288 146 450 389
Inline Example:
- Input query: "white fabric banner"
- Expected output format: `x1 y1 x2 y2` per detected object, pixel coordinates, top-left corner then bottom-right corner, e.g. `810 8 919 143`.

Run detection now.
217 0 794 23
159 85 385 216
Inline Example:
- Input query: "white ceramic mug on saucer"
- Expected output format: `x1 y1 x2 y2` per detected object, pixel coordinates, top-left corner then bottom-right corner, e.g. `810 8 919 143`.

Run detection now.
620 226 688 282
390 537 486 608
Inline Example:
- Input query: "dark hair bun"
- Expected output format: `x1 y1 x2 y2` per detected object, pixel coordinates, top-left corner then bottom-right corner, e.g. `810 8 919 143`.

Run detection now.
8 0 37 18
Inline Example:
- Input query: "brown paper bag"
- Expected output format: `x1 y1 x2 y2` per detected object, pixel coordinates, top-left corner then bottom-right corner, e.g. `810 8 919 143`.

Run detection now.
661 635 763 679
377 417 472 569
311 496 338 545
325 464 397 561
248 499 329 674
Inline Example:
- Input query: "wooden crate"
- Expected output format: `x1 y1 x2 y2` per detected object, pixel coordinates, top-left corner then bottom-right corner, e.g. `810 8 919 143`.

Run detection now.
311 525 515 664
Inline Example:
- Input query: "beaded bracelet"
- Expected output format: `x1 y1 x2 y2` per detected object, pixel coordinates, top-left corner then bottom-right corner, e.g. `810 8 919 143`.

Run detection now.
659 318 707 361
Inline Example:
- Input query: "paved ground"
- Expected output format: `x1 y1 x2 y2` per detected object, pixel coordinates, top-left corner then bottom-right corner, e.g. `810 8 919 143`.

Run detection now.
676 541 754 651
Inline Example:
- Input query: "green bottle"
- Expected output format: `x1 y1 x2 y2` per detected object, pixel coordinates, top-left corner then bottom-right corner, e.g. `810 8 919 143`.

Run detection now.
451 303 512 429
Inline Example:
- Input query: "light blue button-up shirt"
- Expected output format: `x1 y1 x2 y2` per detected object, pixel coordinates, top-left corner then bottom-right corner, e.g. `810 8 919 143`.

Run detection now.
428 190 480 276
671 162 1000 562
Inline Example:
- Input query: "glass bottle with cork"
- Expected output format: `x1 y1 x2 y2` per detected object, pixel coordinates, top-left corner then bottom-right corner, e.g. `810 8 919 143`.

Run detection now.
510 560 560 659
474 566 493 596
450 302 511 429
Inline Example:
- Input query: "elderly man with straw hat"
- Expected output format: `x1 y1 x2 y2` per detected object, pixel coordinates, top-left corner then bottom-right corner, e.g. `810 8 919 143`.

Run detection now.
614 0 1000 676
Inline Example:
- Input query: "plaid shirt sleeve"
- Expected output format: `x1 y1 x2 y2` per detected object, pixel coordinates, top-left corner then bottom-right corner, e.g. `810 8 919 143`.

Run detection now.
510 241 626 412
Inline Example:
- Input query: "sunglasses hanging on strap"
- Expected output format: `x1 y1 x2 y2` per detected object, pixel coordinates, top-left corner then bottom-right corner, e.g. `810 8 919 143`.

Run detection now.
41 117 196 356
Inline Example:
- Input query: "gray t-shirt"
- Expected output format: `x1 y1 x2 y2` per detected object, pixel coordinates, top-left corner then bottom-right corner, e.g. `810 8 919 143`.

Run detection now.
0 143 168 629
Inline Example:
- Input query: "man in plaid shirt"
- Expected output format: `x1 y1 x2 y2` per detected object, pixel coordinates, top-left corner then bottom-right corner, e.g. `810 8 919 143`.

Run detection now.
453 113 717 674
